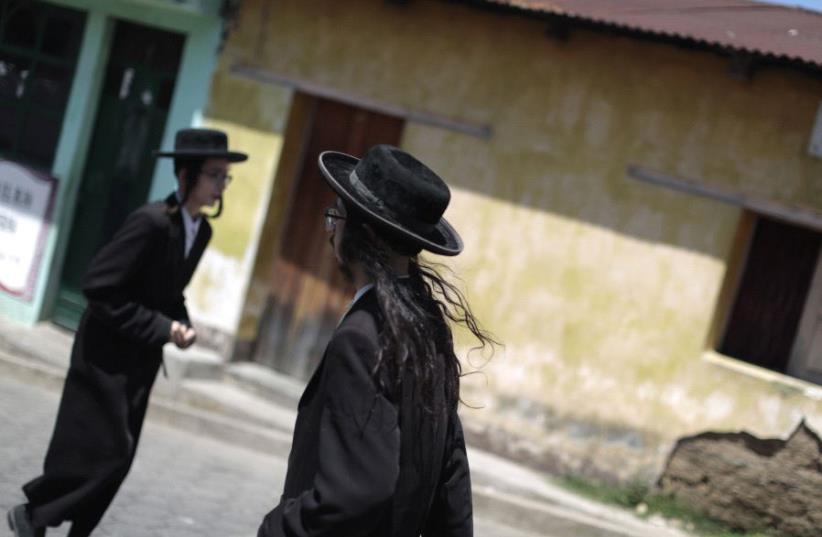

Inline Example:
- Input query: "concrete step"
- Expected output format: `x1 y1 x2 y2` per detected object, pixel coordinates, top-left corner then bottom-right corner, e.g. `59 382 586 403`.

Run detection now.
0 321 73 370
154 345 226 400
468 449 684 537
164 345 224 381
174 379 297 434
146 395 294 457
0 346 295 458
222 362 305 409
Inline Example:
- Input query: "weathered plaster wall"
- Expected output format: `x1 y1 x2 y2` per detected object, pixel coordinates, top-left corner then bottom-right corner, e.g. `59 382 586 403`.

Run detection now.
183 61 291 346
224 0 822 478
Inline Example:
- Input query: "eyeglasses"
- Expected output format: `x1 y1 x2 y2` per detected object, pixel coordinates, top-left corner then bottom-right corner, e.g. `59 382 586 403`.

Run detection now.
324 207 346 232
201 169 232 185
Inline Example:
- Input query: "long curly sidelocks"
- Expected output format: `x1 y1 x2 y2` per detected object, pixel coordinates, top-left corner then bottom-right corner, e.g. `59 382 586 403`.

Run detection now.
339 210 498 414
168 157 223 219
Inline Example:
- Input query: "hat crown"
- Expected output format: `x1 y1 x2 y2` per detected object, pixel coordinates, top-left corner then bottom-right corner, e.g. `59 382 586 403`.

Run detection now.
174 128 229 152
155 127 247 162
351 145 450 230
317 145 463 255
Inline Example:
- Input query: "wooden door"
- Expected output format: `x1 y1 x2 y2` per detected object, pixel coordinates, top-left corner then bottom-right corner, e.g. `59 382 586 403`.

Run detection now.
253 97 404 379
53 20 184 329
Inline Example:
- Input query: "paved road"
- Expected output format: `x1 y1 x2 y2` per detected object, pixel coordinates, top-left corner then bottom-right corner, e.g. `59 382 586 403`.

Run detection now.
0 375 538 537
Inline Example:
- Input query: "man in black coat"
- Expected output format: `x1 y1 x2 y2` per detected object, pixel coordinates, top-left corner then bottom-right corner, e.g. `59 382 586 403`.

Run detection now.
7 129 247 537
257 145 496 537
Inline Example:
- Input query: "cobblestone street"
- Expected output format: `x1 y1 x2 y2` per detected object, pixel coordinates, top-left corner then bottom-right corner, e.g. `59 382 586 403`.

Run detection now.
0 375 537 537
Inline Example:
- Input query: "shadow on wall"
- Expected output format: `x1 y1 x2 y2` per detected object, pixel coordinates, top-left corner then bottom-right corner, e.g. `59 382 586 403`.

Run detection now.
212 55 740 263
451 155 733 260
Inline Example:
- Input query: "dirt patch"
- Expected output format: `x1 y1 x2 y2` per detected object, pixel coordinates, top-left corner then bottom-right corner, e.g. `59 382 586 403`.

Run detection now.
658 420 822 537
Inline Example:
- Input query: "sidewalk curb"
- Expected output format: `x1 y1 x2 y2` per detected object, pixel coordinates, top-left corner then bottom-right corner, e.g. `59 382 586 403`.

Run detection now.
0 348 293 457
473 484 672 537
146 397 295 456
0 351 65 392
0 343 688 537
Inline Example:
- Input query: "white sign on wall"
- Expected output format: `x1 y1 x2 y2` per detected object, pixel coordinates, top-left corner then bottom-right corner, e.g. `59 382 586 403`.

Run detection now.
0 160 57 301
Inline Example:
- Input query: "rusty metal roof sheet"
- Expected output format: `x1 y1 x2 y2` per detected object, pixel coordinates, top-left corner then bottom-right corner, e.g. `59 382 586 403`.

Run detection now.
474 1 822 68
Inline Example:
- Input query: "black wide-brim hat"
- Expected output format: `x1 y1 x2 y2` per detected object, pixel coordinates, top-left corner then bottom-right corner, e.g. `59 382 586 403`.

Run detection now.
318 145 463 256
155 128 248 162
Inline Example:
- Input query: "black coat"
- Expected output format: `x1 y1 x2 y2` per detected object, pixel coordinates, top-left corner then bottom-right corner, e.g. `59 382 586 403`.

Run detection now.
23 193 210 532
258 290 473 537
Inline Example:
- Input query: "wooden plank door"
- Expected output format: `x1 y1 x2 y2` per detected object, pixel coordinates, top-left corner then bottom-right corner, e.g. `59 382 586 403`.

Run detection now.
253 97 404 379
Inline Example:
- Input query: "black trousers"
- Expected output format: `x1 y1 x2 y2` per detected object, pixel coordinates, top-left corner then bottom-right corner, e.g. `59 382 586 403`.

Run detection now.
22 328 162 537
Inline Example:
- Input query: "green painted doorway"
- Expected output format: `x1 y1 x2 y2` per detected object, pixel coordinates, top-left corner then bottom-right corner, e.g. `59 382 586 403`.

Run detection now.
53 20 184 329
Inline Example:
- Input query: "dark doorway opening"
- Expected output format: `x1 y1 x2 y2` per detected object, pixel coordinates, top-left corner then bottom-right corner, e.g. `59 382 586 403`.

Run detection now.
54 20 184 329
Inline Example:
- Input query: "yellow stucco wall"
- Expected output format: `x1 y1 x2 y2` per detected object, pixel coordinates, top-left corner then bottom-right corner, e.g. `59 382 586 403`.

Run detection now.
184 59 292 334
221 0 822 464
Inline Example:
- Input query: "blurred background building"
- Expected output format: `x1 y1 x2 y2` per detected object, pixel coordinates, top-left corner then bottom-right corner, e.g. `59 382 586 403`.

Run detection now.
2 1 821 531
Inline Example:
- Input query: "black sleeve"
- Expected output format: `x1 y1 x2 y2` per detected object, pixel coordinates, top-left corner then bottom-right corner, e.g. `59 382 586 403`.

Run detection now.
258 328 400 537
423 411 473 537
171 295 191 327
82 209 173 347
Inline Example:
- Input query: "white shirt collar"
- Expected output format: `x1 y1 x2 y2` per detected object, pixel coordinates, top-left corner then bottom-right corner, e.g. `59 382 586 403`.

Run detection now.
175 190 201 258
337 276 410 327
351 283 374 307
336 283 374 328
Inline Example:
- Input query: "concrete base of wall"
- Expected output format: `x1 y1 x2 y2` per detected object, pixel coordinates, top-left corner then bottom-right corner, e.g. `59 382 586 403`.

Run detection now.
461 391 673 487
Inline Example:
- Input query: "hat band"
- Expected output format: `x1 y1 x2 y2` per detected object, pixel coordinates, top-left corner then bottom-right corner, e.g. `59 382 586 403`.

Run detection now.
348 169 436 235
349 170 386 212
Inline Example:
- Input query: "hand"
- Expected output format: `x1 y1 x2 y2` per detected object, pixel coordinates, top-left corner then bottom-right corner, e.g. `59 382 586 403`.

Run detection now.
170 320 184 347
170 321 197 349
181 325 196 348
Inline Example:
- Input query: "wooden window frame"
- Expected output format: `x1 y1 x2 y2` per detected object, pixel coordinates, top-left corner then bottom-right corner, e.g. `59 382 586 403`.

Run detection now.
713 213 822 376
628 165 822 385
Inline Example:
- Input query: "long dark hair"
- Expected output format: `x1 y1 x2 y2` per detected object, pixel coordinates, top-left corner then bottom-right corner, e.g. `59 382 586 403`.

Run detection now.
171 157 224 218
339 207 497 414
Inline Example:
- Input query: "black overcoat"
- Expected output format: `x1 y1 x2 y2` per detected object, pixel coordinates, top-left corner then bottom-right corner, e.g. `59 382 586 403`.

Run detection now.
23 193 210 531
258 289 473 537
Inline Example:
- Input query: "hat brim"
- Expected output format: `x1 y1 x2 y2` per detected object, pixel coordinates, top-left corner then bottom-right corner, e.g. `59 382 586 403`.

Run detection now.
318 151 463 256
154 149 248 163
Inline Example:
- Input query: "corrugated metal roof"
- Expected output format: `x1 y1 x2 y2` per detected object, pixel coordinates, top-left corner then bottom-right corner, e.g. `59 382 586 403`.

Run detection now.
473 1 822 68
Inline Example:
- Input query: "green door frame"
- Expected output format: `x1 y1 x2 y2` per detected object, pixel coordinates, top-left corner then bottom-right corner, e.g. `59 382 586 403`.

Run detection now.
0 0 223 324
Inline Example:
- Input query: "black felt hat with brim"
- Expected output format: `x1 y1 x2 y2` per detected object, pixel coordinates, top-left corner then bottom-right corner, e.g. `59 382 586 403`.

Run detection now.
155 128 248 162
318 144 463 256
